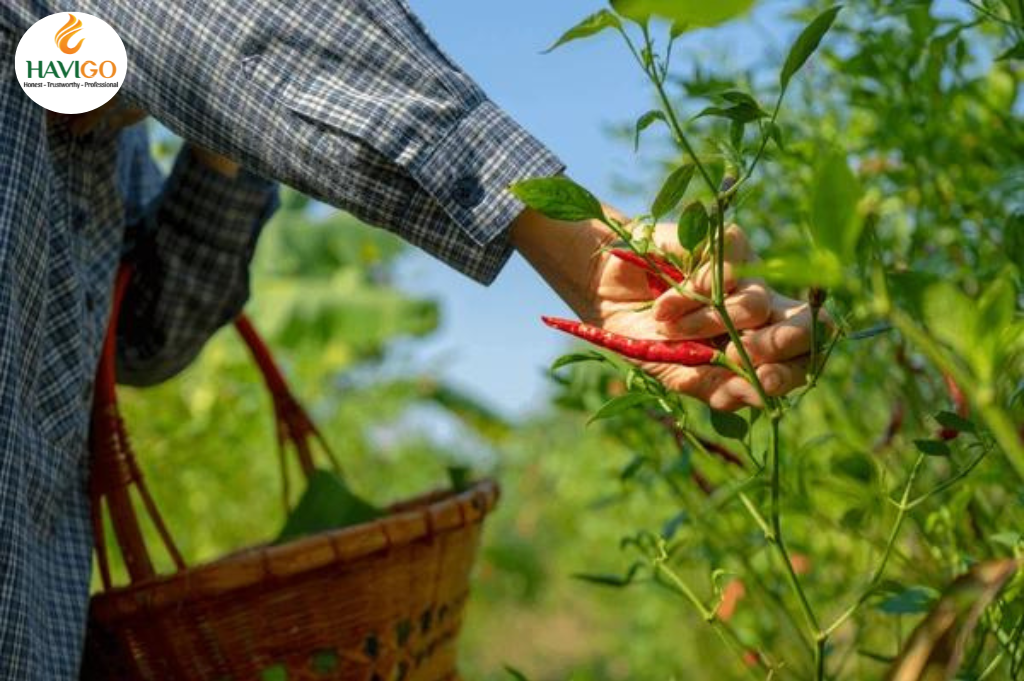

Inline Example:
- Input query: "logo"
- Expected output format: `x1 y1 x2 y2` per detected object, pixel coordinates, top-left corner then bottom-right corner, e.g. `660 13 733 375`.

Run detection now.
15 12 127 115
55 14 85 55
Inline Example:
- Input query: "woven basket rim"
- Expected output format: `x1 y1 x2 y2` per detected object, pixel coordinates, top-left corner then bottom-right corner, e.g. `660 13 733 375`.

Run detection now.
90 478 499 620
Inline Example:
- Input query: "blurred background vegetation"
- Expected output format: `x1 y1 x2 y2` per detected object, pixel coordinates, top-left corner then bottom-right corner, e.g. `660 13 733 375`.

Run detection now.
100 1 1024 679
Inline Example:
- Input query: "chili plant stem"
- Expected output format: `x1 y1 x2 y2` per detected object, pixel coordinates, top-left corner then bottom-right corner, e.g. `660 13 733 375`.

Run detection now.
652 556 768 680
767 415 824 673
822 454 926 638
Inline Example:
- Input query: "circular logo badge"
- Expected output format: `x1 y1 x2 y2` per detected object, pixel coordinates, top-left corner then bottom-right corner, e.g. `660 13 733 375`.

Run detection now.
15 12 128 115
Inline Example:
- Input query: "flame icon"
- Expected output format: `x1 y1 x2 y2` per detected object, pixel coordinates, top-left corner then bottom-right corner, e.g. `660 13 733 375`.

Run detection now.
55 14 84 55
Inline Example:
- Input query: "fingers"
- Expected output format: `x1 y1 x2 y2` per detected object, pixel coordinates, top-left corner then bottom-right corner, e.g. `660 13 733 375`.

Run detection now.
652 261 739 320
757 358 809 397
653 355 809 412
651 224 753 321
656 280 771 339
726 295 833 367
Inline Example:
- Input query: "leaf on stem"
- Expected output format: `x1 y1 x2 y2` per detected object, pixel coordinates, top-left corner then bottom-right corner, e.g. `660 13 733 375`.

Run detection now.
611 0 757 28
510 176 606 223
934 411 976 435
677 201 709 251
573 562 644 587
710 408 749 441
780 5 843 92
651 164 696 218
551 351 609 371
589 393 655 423
810 145 863 263
543 10 622 53
914 439 951 457
634 109 668 151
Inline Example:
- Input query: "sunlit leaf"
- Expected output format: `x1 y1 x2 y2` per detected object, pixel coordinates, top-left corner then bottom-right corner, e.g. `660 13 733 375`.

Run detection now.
544 10 622 53
510 176 606 223
651 164 696 218
811 145 862 262
634 109 667 151
677 201 709 251
589 393 655 423
551 351 609 371
780 5 843 91
612 0 757 27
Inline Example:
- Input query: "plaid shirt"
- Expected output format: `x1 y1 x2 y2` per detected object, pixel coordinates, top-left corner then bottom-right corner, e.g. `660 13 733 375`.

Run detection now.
0 1 563 678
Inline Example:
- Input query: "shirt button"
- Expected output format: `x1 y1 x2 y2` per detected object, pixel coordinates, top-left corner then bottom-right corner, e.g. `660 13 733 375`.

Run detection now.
451 176 484 208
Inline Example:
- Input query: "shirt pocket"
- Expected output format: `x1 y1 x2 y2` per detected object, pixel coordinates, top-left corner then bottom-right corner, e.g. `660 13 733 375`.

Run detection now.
242 34 469 167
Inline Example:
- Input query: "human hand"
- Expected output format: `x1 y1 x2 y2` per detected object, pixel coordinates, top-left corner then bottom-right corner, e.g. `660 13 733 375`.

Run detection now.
514 210 825 410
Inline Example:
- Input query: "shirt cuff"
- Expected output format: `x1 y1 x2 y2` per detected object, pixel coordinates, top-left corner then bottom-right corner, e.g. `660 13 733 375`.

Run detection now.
408 99 566 262
158 147 280 253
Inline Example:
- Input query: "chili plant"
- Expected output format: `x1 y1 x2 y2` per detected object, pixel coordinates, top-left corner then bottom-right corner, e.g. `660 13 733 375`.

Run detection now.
511 2 1024 679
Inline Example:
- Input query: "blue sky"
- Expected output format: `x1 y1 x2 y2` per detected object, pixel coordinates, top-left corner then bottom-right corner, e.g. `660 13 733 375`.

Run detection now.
395 0 799 417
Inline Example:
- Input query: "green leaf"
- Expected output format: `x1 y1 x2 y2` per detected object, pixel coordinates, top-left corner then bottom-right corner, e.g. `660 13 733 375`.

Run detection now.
914 439 952 457
504 666 531 681
276 469 382 543
543 10 622 53
1006 213 1024 268
780 5 843 92
695 102 769 123
875 585 940 615
997 41 1024 61
620 455 646 481
572 562 642 587
710 408 749 441
739 249 844 288
677 201 709 251
651 164 696 218
661 511 690 539
922 282 976 360
634 109 667 151
589 393 654 423
810 145 862 262
934 411 976 435
766 121 785 151
510 176 606 223
611 0 757 28
551 351 609 371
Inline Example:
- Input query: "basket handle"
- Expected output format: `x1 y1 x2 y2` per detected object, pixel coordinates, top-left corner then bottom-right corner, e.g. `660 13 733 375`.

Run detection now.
90 264 337 589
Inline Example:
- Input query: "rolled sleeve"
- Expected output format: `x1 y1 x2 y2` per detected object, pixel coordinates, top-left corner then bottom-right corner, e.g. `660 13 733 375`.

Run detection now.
410 100 565 250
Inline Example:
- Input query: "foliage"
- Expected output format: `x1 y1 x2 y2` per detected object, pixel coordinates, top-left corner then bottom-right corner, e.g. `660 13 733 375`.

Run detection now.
520 0 1024 679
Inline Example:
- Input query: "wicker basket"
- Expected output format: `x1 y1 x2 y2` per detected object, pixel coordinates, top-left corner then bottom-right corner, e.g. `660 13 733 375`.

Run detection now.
82 267 499 680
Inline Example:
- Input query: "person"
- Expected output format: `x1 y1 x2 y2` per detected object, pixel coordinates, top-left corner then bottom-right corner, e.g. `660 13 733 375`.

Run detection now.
0 2 815 678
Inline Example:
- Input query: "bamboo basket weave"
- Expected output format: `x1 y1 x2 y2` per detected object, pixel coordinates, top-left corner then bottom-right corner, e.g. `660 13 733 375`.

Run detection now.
82 267 499 680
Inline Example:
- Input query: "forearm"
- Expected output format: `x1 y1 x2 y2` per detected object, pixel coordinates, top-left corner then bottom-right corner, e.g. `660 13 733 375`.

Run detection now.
510 207 619 324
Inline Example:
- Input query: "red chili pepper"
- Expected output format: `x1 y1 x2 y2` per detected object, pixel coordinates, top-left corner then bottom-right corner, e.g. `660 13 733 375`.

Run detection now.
609 249 685 297
542 316 717 365
938 374 969 441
